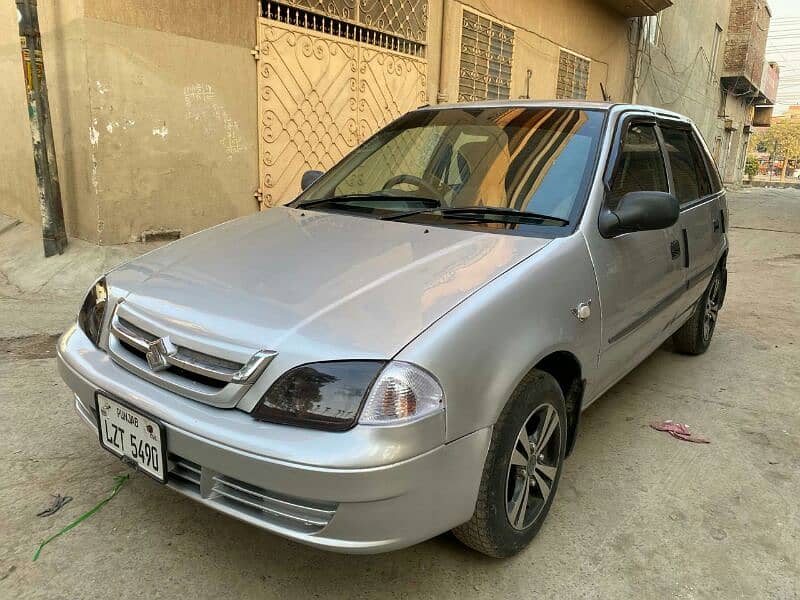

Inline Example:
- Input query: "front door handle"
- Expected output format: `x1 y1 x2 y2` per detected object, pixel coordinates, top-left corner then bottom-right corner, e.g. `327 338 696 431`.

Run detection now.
670 239 681 260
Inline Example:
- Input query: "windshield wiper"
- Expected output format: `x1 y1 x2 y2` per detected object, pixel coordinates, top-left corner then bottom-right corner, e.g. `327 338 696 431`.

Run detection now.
297 194 441 209
382 205 569 226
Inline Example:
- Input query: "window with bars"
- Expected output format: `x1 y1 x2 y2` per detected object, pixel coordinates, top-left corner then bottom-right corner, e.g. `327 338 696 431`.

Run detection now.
261 1 426 57
458 9 514 102
556 49 590 100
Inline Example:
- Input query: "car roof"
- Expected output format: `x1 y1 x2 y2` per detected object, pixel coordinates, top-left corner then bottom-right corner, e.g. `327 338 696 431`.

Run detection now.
414 99 692 124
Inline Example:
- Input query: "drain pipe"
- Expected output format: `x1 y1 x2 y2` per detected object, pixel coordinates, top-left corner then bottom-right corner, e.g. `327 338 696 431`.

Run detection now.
437 0 451 104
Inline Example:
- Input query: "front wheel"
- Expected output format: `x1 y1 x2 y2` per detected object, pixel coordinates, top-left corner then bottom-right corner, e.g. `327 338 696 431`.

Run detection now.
452 370 566 558
672 267 726 355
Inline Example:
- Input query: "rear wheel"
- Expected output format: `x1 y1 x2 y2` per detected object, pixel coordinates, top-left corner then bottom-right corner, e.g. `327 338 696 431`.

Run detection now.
452 370 566 558
673 267 726 355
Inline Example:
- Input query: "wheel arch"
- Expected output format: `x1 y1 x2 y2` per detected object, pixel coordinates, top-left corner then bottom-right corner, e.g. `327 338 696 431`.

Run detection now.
528 350 585 457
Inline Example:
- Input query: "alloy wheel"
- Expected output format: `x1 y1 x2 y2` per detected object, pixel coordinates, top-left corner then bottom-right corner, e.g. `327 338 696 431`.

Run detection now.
505 403 562 531
703 274 722 342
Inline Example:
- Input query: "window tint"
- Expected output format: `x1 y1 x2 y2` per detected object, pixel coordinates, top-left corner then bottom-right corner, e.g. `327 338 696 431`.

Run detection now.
607 123 668 210
661 127 713 204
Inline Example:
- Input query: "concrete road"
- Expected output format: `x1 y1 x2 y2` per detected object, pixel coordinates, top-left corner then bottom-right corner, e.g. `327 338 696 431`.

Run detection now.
1 188 798 599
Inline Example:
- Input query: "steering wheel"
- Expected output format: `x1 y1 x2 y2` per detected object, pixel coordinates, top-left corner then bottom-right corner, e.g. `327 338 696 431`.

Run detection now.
382 174 442 200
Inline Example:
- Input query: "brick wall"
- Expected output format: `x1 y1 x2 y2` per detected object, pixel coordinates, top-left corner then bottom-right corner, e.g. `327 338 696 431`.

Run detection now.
723 0 771 86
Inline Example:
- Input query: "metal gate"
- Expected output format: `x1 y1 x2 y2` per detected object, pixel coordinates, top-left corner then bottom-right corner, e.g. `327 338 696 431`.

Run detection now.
256 17 427 209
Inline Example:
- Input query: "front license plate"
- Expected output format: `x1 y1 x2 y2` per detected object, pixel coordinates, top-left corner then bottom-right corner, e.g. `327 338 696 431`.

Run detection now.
95 393 167 483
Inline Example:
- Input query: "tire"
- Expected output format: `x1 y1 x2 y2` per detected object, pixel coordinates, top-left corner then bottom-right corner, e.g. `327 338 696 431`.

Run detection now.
672 267 726 355
452 370 567 558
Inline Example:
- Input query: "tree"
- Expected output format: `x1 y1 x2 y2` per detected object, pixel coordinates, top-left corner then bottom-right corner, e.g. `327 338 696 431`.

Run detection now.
744 156 759 181
751 121 800 182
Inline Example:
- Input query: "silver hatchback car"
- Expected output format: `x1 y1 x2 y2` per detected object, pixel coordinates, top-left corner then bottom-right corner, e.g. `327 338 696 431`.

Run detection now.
58 101 728 557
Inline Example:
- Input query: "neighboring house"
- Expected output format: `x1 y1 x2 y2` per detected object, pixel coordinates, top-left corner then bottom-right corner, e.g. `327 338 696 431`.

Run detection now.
630 0 778 185
2 0 673 244
719 0 778 184
772 104 800 124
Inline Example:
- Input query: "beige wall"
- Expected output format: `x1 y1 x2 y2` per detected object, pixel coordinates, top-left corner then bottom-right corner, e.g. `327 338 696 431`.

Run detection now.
429 0 631 104
82 17 258 243
0 1 40 228
84 0 255 47
1 0 258 244
0 1 93 235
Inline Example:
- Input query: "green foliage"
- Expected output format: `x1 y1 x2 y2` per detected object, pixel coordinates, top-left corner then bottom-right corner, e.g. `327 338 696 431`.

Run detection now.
744 156 759 178
751 122 800 160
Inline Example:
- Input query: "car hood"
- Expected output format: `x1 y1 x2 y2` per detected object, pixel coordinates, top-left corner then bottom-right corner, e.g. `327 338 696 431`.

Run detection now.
108 207 550 360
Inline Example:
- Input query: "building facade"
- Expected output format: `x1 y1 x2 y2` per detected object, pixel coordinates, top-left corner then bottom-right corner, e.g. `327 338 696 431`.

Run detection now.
2 0 673 244
719 0 777 183
630 0 778 185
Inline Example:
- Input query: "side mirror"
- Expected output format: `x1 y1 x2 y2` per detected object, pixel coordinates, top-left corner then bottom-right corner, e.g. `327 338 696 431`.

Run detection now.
599 191 679 238
301 170 323 191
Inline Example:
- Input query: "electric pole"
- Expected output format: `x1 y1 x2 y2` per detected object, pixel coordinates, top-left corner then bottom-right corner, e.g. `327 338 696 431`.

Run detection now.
16 0 67 257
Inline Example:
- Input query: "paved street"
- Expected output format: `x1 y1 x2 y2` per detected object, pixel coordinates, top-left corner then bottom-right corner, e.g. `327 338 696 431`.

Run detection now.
1 188 798 599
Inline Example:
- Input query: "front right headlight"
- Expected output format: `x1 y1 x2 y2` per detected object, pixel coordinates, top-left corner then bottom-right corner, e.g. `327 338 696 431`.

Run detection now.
77 276 108 347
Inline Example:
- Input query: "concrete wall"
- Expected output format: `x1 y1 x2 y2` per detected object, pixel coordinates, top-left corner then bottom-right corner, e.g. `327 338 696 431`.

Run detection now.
634 0 732 147
83 0 258 244
720 95 752 183
0 0 258 244
0 1 95 237
81 17 258 244
430 0 631 104
84 0 255 47
0 1 38 227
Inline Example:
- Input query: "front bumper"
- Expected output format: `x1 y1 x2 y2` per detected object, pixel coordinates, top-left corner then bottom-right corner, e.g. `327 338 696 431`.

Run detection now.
57 325 490 553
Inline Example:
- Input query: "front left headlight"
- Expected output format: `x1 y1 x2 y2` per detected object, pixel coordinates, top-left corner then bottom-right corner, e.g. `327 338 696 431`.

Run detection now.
78 276 108 347
251 360 444 431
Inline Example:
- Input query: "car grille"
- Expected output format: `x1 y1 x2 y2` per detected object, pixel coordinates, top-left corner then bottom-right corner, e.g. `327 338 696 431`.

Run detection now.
106 303 276 408
167 454 336 533
114 317 240 389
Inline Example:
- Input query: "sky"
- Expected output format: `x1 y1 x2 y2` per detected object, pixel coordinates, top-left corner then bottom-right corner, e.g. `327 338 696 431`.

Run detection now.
765 0 800 112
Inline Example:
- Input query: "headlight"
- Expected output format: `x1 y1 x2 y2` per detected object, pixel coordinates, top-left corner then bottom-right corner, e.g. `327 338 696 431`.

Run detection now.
78 277 108 346
252 360 444 431
358 362 444 425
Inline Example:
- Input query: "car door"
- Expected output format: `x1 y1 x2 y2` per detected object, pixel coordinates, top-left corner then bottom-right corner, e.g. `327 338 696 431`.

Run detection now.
659 120 726 318
588 114 687 393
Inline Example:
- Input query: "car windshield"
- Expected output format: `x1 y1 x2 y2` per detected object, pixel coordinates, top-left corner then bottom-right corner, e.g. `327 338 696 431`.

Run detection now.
295 106 605 234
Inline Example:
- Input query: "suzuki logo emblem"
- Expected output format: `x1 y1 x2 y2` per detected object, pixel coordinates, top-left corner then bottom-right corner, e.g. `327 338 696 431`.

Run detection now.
145 336 177 372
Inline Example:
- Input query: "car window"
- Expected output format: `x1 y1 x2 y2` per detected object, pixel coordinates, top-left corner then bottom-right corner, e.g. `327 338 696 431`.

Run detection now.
335 126 445 196
298 107 605 228
660 126 713 204
695 131 723 193
607 123 668 211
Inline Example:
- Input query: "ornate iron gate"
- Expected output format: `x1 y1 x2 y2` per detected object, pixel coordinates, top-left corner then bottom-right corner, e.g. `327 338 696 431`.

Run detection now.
256 9 427 209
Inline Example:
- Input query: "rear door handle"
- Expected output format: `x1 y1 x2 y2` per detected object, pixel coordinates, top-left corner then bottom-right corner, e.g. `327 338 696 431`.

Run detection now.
713 219 720 232
670 239 681 260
